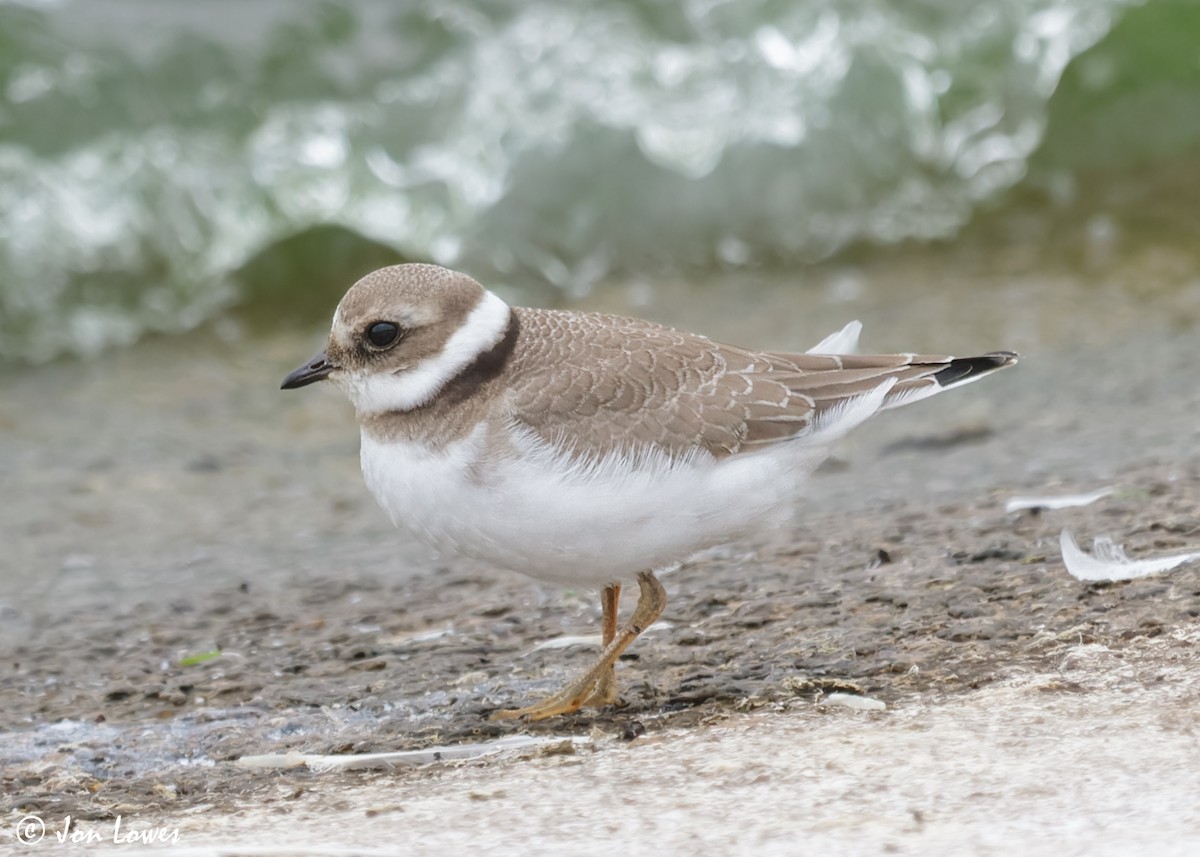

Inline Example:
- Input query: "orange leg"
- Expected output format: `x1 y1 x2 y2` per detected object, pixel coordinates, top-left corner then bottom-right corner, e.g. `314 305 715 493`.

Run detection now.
583 583 622 707
492 573 665 721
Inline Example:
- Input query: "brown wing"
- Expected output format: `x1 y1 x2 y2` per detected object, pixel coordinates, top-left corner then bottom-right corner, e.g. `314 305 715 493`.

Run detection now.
505 308 1015 462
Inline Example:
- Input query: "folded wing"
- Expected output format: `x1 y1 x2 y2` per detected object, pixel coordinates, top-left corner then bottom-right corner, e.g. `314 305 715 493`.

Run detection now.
506 308 1016 463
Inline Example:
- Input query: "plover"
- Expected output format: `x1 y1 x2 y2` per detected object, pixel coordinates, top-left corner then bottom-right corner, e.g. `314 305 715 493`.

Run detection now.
282 263 1017 719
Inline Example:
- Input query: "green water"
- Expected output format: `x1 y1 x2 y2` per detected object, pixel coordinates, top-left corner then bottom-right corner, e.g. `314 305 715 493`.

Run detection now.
1 0 1199 362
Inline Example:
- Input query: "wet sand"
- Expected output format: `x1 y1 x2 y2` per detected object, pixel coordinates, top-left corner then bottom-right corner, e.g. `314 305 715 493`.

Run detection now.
2 238 1200 853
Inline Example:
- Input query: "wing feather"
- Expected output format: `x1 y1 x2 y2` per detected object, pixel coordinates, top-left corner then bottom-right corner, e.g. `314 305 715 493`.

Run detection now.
503 308 1012 462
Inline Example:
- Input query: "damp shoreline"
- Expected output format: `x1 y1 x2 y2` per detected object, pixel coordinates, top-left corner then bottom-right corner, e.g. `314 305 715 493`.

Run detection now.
2 254 1199 852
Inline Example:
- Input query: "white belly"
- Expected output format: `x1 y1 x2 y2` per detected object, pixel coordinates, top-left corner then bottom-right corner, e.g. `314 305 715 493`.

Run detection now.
359 426 823 587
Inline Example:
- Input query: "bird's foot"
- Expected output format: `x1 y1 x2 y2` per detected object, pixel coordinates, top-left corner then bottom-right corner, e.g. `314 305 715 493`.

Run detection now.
491 572 664 721
490 671 602 721
581 665 620 708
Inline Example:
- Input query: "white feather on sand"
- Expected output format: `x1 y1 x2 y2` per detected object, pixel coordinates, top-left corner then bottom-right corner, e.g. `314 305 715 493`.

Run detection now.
1059 529 1200 582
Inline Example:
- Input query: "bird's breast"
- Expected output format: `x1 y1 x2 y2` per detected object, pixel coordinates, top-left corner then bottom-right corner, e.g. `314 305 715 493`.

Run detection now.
357 423 807 585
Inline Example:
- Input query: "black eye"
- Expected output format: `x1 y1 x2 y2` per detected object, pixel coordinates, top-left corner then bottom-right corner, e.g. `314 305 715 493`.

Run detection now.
365 321 401 349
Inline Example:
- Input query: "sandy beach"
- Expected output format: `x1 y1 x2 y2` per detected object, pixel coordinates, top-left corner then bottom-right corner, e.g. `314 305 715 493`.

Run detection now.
3 223 1199 854
5 2 1200 852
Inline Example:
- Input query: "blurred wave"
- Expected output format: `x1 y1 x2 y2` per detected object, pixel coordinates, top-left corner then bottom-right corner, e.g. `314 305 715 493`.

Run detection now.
1 0 1190 361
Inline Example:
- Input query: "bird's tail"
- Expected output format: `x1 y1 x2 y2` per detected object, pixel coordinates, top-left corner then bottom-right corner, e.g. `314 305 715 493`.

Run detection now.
881 351 1019 411
794 348 1019 443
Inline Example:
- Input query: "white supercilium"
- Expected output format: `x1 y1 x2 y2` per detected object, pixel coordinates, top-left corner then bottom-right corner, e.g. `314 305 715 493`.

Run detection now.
342 290 511 415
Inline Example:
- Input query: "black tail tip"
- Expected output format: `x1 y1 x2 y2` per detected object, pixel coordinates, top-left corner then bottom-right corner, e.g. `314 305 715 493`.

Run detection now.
935 351 1019 387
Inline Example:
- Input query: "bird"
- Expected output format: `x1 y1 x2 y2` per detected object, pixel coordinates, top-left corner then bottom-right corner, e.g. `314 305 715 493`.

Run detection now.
281 263 1017 720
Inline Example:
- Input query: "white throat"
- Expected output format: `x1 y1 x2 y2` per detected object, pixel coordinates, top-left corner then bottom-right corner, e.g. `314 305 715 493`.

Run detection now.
342 290 511 415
